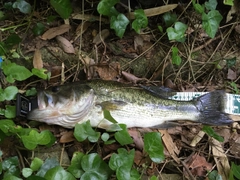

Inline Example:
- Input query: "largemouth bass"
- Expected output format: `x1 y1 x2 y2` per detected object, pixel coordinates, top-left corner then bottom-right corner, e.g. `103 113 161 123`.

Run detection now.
27 80 233 129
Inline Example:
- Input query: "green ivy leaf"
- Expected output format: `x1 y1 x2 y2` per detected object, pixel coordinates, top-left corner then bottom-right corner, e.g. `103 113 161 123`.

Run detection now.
114 124 133 146
202 10 222 38
32 68 48 80
192 0 205 14
2 156 20 177
12 0 31 14
226 57 236 68
229 82 239 94
22 168 33 178
2 61 32 83
50 0 72 19
21 130 55 150
109 148 135 180
97 0 119 16
81 153 112 179
132 9 148 34
230 162 240 179
144 132 165 163
202 125 224 142
0 86 18 101
167 22 187 42
223 0 233 6
32 23 45 36
171 47 181 66
110 14 129 38
158 25 163 33
44 166 76 180
4 105 16 118
36 158 59 177
172 47 182 66
163 12 177 27
26 87 37 96
205 0 217 11
74 121 100 142
208 170 222 180
101 132 110 142
11 51 20 59
103 110 118 123
67 152 84 178
150 175 158 180
5 34 22 48
30 158 43 172
0 119 16 134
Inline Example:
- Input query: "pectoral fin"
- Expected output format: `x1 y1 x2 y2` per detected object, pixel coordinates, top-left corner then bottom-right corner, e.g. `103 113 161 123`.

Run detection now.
98 100 127 111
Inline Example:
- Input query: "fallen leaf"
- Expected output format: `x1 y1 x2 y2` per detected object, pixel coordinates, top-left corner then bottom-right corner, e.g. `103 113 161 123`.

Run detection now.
128 129 144 150
190 130 205 147
56 35 75 54
96 62 120 80
75 21 91 41
134 35 143 52
211 138 230 180
60 131 75 143
227 68 236 80
79 53 96 79
33 49 43 69
127 4 178 19
229 131 240 157
72 13 109 23
134 150 149 166
41 24 71 40
159 129 180 164
184 153 212 177
49 65 62 83
121 71 145 83
93 29 110 45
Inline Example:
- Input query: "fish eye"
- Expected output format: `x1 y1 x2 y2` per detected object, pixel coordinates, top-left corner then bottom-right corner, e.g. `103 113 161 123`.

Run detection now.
51 86 59 92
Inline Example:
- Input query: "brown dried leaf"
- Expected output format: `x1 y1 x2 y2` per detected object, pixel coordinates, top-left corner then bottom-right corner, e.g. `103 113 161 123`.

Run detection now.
75 21 91 40
127 4 178 19
134 35 143 51
96 62 120 80
93 29 110 45
33 49 43 69
121 71 145 84
229 132 240 157
79 53 96 79
60 131 75 143
211 138 230 179
159 129 180 164
50 66 62 83
56 36 75 54
41 24 71 40
227 68 236 80
128 129 144 150
72 13 109 23
184 153 212 177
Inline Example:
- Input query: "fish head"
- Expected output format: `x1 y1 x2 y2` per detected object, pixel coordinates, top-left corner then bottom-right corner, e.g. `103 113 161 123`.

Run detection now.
27 83 95 128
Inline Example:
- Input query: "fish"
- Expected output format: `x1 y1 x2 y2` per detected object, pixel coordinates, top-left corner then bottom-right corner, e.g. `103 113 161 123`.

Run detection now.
27 80 233 129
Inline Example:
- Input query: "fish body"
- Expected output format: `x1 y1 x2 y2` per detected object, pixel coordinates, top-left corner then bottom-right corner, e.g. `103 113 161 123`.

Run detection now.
27 80 233 129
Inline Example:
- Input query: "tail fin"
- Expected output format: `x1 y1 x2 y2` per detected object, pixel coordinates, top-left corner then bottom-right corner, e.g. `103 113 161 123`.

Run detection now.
194 91 233 125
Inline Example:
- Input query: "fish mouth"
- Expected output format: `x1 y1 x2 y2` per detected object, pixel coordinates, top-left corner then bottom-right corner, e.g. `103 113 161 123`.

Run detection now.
37 90 47 110
27 89 96 128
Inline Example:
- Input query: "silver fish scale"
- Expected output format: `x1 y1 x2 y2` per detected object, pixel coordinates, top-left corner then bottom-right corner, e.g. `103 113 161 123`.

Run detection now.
168 92 240 115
